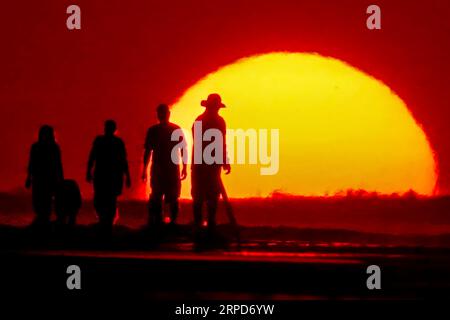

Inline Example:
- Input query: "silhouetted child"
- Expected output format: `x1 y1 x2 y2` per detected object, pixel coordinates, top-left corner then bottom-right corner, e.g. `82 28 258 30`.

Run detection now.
55 179 82 229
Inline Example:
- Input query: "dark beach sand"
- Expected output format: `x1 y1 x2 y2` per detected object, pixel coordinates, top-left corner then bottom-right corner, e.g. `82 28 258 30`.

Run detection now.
1 224 450 302
2 194 450 302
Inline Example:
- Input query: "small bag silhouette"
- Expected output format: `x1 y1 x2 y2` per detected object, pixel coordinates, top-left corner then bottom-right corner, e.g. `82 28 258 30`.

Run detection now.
55 179 82 227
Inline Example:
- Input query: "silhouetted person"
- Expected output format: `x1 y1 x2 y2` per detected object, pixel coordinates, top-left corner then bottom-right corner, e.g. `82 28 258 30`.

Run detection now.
191 94 231 234
142 104 187 228
55 179 82 229
25 125 64 227
86 120 131 233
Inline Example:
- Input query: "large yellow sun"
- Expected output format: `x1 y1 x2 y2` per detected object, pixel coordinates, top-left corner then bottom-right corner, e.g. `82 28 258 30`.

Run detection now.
170 52 437 198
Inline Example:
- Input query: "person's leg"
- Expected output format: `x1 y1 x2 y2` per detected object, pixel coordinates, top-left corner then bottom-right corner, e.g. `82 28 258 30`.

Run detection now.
206 196 219 233
192 197 204 245
93 191 105 225
167 178 181 225
169 199 179 225
205 168 222 235
67 210 77 228
148 192 163 227
55 195 66 227
32 187 52 226
191 170 204 229
97 193 115 236
54 211 66 231
193 197 203 229
107 195 117 227
94 190 113 234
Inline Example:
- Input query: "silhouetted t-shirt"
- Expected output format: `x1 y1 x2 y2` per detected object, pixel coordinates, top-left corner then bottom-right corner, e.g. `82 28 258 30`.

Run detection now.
190 112 228 198
28 142 63 189
144 122 185 182
191 112 227 168
89 135 128 194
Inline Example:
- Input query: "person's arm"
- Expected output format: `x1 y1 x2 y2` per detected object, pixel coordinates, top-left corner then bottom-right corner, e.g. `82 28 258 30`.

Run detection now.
221 119 231 174
55 145 64 184
86 139 96 183
25 145 34 188
179 129 188 180
142 129 153 182
122 141 131 188
74 184 82 211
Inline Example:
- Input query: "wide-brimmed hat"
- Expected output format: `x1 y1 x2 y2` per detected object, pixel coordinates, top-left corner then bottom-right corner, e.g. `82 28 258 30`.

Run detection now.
201 93 226 108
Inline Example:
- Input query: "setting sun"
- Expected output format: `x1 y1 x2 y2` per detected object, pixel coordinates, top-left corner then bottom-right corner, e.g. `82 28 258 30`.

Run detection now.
170 52 437 198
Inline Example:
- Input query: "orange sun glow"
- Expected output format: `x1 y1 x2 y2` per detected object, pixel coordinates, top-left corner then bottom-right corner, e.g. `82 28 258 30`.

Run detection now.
169 52 437 198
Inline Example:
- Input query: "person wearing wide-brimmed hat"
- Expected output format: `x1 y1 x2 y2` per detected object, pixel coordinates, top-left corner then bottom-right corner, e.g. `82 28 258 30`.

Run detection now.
191 93 231 234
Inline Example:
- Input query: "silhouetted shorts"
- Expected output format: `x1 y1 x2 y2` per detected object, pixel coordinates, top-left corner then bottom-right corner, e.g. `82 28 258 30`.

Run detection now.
94 172 124 197
55 179 82 219
191 166 221 201
150 176 181 203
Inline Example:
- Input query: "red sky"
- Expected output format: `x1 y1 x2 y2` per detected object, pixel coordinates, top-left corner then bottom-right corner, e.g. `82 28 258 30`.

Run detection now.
1 0 450 197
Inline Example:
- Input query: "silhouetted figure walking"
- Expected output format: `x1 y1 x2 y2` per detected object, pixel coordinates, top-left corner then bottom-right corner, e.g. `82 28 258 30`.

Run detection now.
143 104 187 228
87 120 131 233
191 94 231 234
25 125 64 228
